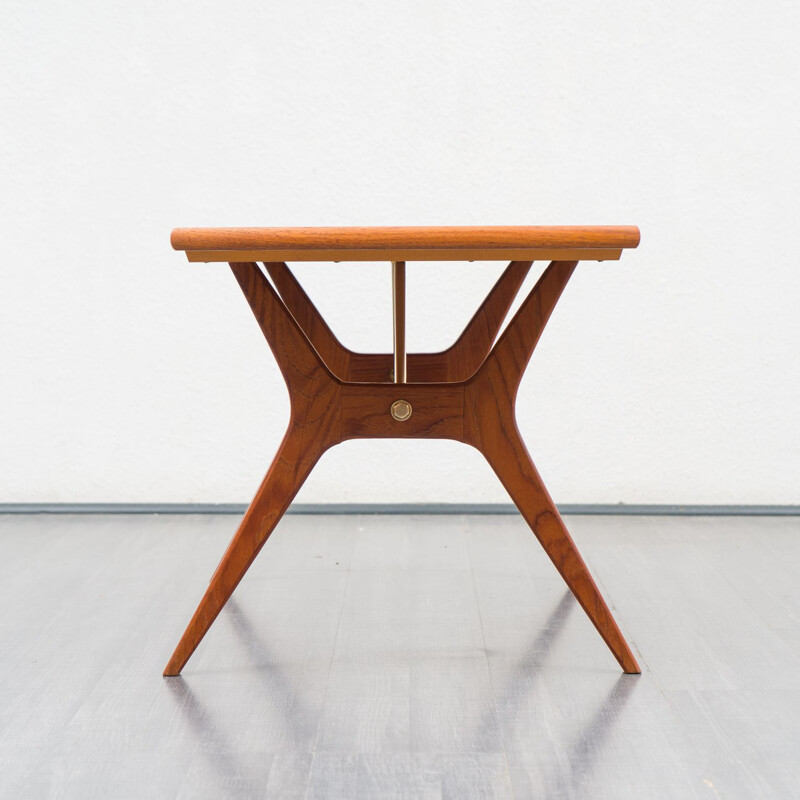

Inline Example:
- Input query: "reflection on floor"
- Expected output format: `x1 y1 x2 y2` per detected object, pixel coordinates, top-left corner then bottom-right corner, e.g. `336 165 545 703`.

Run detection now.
1 512 799 798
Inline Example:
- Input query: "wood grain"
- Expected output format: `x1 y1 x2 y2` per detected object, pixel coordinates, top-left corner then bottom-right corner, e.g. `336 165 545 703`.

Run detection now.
264 261 351 379
463 262 640 673
266 260 531 384
341 383 463 440
164 253 640 675
163 263 341 675
171 225 640 251
442 259 531 381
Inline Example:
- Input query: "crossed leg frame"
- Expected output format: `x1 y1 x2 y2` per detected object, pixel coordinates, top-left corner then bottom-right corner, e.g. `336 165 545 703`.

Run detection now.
163 260 640 675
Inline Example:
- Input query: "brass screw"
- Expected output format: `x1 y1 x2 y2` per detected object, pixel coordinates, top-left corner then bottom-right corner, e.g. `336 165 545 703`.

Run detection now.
390 399 412 421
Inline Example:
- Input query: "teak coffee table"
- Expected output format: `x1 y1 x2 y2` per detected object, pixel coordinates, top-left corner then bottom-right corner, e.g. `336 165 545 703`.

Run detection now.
164 226 641 676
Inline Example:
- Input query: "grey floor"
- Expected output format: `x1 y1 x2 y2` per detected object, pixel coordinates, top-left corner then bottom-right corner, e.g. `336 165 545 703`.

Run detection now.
2 513 800 799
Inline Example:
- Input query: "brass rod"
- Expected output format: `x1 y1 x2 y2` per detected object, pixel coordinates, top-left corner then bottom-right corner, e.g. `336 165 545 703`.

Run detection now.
392 261 406 383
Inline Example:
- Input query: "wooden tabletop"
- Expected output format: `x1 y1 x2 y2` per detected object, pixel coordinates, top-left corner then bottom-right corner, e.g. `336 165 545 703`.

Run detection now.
171 225 640 262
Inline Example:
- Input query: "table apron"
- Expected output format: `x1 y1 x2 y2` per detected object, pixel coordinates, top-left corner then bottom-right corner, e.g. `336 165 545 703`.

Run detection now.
340 383 464 441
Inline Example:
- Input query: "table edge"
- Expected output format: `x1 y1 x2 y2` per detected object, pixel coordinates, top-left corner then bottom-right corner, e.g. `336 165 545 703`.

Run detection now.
172 225 640 254
183 247 625 263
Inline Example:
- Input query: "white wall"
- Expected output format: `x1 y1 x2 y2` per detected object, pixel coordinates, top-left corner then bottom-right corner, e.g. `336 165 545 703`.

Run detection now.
2 0 799 505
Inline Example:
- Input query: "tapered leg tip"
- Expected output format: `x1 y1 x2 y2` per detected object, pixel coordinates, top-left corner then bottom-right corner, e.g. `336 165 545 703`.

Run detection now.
163 656 183 676
622 655 642 674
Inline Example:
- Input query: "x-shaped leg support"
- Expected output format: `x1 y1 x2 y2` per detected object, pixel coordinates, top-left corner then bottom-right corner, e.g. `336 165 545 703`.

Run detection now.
164 260 640 675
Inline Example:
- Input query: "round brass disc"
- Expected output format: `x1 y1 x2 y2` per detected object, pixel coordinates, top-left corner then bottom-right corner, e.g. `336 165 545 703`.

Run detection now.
390 399 412 422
